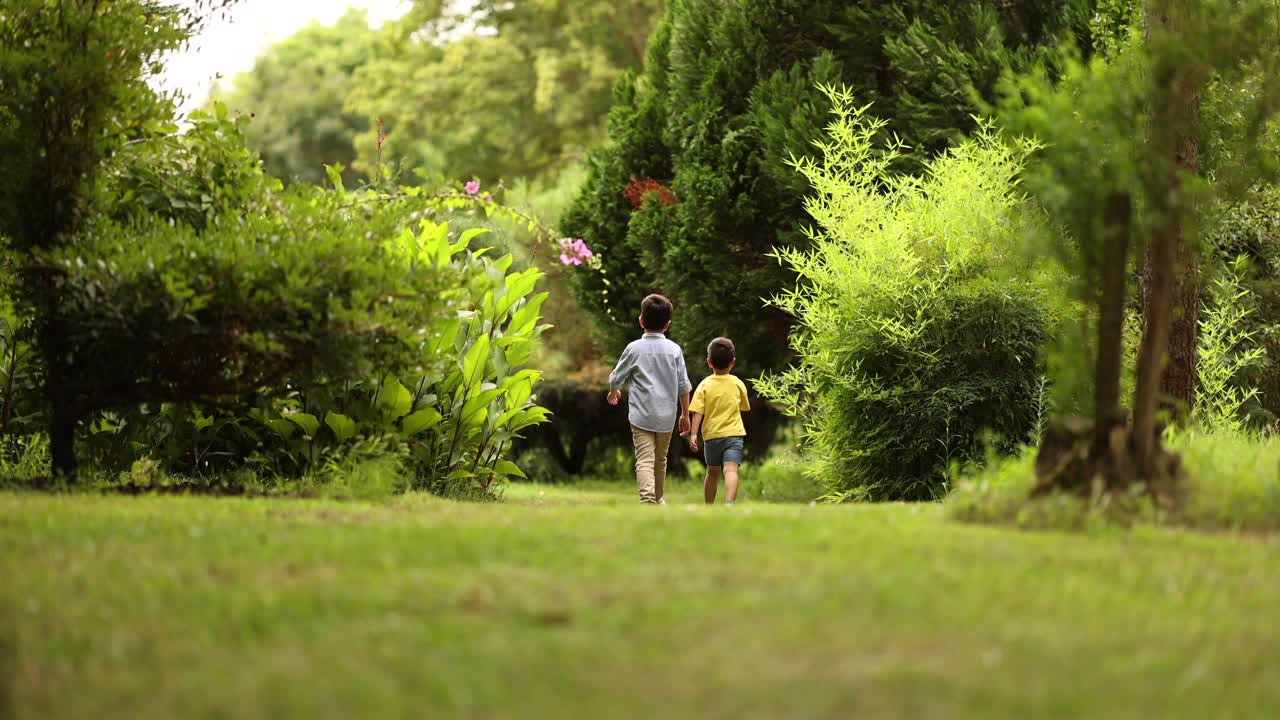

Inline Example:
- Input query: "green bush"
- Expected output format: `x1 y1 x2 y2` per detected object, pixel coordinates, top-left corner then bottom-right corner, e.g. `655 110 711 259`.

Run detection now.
2 107 551 497
1207 187 1280 425
562 0 1097 376
73 214 550 498
757 87 1053 502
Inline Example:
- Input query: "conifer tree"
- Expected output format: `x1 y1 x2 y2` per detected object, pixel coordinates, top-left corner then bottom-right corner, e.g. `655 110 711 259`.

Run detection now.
563 0 1098 374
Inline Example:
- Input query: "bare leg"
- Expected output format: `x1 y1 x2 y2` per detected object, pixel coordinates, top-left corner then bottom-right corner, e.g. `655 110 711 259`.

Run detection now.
704 465 721 504
723 462 740 503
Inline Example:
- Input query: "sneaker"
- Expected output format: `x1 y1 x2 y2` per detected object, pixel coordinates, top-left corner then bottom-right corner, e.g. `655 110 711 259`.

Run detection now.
658 498 667 505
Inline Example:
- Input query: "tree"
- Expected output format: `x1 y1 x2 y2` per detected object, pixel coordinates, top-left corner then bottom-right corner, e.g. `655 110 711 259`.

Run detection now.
0 0 234 478
562 0 1098 377
0 3 480 482
209 9 381 186
344 0 664 183
1000 0 1280 497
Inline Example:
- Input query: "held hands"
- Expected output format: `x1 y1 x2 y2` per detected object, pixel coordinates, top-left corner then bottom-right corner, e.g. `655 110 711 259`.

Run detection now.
607 388 622 406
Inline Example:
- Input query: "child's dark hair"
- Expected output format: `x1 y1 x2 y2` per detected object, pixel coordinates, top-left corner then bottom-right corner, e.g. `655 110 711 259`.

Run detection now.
641 294 673 331
707 337 735 370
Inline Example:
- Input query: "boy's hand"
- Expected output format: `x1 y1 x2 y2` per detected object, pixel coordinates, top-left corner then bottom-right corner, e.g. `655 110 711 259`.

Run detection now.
607 389 622 406
689 436 700 453
678 413 691 436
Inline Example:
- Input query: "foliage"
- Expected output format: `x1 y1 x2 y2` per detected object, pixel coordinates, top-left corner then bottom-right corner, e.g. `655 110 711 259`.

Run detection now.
756 87 1053 501
337 0 663 184
993 0 1280 504
950 426 1280 533
1207 185 1280 422
0 292 39 439
0 0 240 476
622 177 676 209
1195 256 1265 430
735 441 821 504
563 0 1098 376
71 158 551 496
51 109 441 430
1 36 552 495
209 9 381 185
997 4 1280 377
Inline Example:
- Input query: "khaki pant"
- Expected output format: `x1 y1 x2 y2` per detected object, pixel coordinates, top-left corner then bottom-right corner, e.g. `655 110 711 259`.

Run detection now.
631 426 672 504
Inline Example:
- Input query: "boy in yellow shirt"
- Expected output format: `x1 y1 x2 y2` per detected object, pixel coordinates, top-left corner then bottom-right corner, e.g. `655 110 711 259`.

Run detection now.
688 337 750 505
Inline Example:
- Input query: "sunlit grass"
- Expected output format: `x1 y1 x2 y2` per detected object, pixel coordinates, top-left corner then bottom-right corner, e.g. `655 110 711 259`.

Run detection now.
1 486 1277 718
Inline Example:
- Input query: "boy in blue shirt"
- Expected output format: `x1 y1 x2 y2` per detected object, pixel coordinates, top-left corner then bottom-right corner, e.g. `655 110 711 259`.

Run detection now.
607 294 692 504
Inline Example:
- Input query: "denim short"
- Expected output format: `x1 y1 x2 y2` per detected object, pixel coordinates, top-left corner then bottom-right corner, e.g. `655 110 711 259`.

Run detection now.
704 436 745 466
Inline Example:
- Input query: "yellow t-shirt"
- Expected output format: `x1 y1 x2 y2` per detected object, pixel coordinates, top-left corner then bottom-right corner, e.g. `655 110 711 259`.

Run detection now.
690 373 750 440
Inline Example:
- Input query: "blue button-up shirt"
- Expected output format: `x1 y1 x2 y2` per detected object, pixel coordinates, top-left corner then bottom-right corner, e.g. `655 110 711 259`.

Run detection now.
609 333 692 433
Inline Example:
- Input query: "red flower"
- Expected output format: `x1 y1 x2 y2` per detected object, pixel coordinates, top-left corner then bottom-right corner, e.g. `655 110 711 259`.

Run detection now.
623 177 676 209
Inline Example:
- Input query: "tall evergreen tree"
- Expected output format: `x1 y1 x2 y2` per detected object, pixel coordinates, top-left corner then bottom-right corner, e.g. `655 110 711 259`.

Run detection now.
563 0 1098 376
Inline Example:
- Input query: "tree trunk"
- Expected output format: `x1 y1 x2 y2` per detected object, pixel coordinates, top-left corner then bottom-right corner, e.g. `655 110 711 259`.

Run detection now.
49 397 77 480
1142 0 1201 422
1158 240 1199 417
40 309 78 480
1094 193 1132 457
46 369 78 480
1133 220 1177 478
1134 0 1196 480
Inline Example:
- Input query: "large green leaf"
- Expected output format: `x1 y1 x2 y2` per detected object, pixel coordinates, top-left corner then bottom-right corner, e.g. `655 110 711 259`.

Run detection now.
379 377 414 418
459 227 489 248
324 411 358 442
460 333 491 390
460 387 505 428
286 412 320 437
507 406 551 432
266 418 297 440
401 407 443 438
493 459 526 478
504 373 537 411
507 292 549 337
498 269 541 319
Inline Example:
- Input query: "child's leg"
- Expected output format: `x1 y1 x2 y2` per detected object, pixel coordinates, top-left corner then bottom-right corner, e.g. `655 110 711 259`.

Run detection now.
723 462 740 503
652 431 672 503
703 465 722 504
630 427 658 503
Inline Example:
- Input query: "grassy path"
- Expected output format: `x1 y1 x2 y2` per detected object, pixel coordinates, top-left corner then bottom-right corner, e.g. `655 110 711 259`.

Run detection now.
1 483 1277 719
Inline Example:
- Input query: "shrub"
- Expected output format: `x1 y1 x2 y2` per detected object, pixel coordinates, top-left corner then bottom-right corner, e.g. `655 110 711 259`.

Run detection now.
1207 187 1280 425
1196 256 1265 430
756 87 1052 501
73 214 550 498
562 0 1097 377
3 107 551 498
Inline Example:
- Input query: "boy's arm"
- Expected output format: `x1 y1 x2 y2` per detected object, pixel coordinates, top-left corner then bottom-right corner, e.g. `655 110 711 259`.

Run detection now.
678 392 691 436
677 356 693 434
606 346 635 405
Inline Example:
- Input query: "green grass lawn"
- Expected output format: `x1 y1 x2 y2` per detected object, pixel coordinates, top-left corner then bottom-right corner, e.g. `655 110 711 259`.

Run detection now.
1 482 1277 719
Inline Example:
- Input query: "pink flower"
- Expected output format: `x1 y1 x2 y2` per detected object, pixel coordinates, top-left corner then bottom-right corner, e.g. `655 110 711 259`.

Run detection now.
465 180 480 195
558 238 593 266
